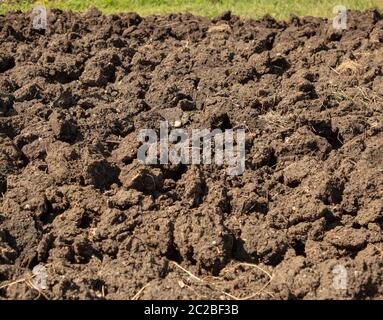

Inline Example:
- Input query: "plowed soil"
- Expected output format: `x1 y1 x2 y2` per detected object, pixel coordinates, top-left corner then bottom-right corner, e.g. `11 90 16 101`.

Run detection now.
0 8 382 300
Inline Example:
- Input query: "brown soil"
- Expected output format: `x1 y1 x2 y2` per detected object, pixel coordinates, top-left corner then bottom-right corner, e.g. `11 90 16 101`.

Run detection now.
0 8 382 300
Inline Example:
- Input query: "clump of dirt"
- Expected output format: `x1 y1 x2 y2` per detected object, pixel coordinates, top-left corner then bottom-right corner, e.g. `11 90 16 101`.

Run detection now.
0 8 382 300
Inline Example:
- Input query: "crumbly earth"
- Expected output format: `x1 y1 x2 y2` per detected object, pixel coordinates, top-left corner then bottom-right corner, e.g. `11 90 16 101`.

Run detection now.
0 8 382 300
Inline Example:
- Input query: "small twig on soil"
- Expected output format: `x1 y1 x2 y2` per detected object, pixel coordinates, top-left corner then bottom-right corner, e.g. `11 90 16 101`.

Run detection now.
0 274 50 300
217 262 274 300
169 260 274 300
0 277 31 290
132 281 152 300
170 261 203 282
329 66 340 75
25 278 50 300
102 285 105 298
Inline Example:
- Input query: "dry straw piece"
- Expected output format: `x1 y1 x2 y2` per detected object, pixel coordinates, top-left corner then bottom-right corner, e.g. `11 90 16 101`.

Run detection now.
130 260 274 300
169 261 274 300
0 274 49 300
335 59 364 76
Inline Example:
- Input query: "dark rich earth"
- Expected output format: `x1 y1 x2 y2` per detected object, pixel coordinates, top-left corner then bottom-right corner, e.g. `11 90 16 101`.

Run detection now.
0 8 382 300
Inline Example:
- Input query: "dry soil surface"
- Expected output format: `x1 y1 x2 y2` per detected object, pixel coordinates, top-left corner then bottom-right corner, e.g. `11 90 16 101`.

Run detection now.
0 8 382 299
